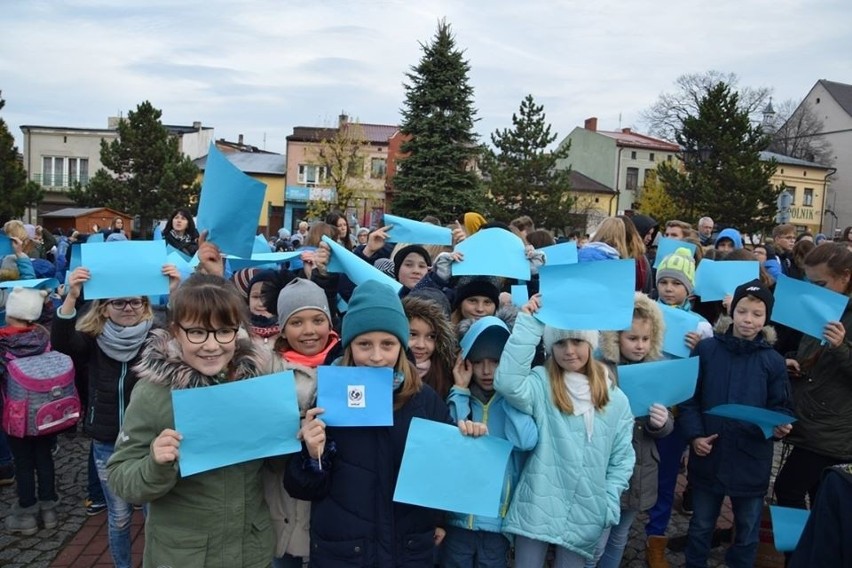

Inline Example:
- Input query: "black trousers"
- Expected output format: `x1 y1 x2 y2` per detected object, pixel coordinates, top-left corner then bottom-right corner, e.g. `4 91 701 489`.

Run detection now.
774 446 843 509
7 434 58 508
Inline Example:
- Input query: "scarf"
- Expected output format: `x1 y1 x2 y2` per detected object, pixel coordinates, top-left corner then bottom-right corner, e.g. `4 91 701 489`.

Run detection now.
414 359 431 378
97 319 153 362
250 314 280 340
470 382 496 405
280 332 340 368
563 371 597 442
169 229 193 245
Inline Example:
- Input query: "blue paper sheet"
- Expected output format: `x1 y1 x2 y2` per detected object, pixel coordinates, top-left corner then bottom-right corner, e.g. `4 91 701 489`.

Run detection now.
316 366 393 427
322 236 402 292
693 260 759 301
165 245 192 263
772 274 848 340
0 278 60 290
196 145 267 258
81 240 169 300
539 242 578 265
384 214 452 246
166 251 194 281
705 404 796 438
459 316 510 360
653 238 698 269
86 233 104 244
394 418 513 517
660 305 706 358
536 259 635 330
172 372 301 477
228 251 302 271
769 505 809 552
64 244 82 287
453 228 530 280
0 234 12 257
617 357 699 417
511 284 529 307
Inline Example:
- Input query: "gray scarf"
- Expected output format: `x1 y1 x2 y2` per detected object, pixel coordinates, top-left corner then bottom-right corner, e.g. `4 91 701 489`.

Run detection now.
97 319 153 362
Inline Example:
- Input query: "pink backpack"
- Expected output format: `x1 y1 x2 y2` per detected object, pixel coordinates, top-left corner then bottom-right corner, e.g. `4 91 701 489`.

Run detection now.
1 351 80 437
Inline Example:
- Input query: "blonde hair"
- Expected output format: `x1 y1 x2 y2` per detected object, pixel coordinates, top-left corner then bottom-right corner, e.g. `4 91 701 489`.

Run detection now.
3 220 34 256
76 297 154 336
591 218 629 259
341 344 421 411
544 351 610 413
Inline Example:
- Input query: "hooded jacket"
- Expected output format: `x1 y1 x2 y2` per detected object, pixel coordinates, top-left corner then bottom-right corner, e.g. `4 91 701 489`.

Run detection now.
107 330 273 568
678 320 793 497
402 294 457 400
714 228 743 250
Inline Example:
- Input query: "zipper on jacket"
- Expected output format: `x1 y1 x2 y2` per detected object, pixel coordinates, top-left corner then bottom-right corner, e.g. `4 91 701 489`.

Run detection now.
117 362 127 427
500 477 512 518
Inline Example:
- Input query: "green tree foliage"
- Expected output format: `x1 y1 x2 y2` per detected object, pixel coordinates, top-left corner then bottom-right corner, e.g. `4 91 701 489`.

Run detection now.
657 82 778 235
68 101 199 236
0 95 43 224
635 168 683 225
483 94 574 231
391 20 486 221
307 122 373 219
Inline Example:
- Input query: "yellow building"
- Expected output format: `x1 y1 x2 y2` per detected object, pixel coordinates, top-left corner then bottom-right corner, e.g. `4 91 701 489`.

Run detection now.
567 171 618 235
761 151 834 235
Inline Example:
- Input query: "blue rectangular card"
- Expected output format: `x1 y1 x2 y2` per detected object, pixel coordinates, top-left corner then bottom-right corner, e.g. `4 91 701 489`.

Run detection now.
772 274 848 340
653 237 697 269
660 304 706 358
453 228 530 281
511 284 529 307
537 259 635 330
322 236 402 293
617 357 699 417
171 372 301 477
196 145 267 258
81 240 169 300
0 278 59 290
384 214 452 246
693 259 759 301
769 505 809 552
394 418 513 517
705 404 796 438
86 232 104 244
0 234 12 256
316 366 393 427
539 242 578 265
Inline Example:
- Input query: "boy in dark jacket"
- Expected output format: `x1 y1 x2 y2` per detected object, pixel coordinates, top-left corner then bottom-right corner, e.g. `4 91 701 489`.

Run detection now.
678 280 793 568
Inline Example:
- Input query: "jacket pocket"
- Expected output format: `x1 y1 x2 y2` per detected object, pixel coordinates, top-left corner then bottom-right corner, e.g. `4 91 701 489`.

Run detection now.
310 535 368 567
145 524 208 568
402 529 436 564
244 515 274 567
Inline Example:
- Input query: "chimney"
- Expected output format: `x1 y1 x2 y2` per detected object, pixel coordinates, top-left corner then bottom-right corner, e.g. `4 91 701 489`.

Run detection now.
193 121 202 130
238 134 244 145
339 113 349 128
584 117 598 132
622 127 632 134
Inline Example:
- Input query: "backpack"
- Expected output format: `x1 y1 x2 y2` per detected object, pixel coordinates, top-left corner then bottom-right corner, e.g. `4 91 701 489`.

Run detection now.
1 351 80 437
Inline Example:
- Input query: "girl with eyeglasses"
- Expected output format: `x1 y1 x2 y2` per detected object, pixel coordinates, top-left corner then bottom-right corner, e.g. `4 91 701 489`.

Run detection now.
52 264 180 568
107 273 274 568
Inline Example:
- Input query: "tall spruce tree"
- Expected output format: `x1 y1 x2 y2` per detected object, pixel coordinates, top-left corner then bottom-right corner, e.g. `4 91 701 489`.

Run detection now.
69 101 199 236
0 95 43 224
391 20 485 222
484 94 574 231
657 82 777 234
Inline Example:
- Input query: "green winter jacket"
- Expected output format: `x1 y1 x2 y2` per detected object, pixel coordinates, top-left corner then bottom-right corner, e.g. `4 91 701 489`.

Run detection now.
107 329 274 568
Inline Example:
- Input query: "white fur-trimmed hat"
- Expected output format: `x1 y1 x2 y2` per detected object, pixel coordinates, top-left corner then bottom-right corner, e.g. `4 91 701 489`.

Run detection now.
543 326 599 353
5 288 47 322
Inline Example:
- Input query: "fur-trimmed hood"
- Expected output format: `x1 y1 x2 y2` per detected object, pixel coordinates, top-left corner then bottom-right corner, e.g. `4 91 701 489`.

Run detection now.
269 353 319 414
713 314 777 345
455 305 518 342
133 328 266 390
600 292 664 363
402 294 457 366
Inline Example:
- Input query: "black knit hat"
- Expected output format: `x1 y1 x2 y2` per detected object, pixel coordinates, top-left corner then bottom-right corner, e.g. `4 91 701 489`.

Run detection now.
731 279 774 322
393 245 432 282
453 276 500 311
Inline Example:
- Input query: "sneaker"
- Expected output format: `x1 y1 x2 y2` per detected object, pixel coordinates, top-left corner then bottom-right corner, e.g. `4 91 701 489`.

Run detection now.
84 498 107 516
0 463 14 486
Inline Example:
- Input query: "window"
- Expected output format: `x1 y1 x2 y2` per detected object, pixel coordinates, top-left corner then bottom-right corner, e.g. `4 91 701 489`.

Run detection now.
643 169 653 187
42 156 65 186
347 158 364 177
630 151 637 160
667 155 673 162
297 164 327 186
786 187 796 205
804 188 814 207
649 153 655 162
625 167 639 191
68 158 89 185
371 158 387 179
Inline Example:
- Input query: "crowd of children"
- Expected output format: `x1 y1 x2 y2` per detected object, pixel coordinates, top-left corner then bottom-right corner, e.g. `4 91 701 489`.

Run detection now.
0 210 849 568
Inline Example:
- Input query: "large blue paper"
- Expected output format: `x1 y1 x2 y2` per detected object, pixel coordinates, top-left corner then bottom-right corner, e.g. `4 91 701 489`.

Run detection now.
64 244 82 287
166 251 194 281
705 404 796 438
769 505 809 552
660 305 706 358
0 278 60 290
394 418 513 517
459 316 510 360
384 214 452 246
537 259 635 330
511 284 529 307
693 260 759 301
617 357 699 417
196 145 267 258
772 274 848 340
172 372 301 477
653 238 698 269
453 228 530 280
86 232 104 244
81 240 169 300
539 242 578 265
322 236 402 292
0 234 12 257
316 366 393 427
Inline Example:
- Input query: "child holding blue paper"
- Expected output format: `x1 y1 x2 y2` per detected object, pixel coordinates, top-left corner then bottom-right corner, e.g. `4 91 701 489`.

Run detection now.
443 314 538 567
493 294 635 566
107 273 274 568
590 292 673 568
678 279 793 568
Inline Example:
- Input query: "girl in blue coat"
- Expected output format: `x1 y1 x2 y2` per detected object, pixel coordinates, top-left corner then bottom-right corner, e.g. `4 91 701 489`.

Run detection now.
494 295 635 567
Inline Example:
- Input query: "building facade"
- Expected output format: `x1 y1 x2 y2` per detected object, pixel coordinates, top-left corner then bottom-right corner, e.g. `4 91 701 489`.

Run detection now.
762 151 833 236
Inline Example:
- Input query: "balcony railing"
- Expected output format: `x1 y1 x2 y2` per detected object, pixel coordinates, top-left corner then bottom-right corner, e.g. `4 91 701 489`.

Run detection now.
31 174 89 189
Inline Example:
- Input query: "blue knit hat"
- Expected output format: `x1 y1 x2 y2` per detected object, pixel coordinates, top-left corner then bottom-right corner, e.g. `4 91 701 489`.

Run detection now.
342 280 409 350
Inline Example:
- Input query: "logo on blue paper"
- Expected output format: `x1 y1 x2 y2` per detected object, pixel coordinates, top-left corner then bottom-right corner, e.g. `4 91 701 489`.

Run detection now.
348 385 365 408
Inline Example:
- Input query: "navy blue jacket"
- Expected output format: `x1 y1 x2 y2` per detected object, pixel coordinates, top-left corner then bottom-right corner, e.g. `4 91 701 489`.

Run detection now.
283 384 452 568
679 326 793 497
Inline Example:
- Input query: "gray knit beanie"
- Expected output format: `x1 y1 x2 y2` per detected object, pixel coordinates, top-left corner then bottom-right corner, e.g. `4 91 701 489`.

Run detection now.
276 278 331 328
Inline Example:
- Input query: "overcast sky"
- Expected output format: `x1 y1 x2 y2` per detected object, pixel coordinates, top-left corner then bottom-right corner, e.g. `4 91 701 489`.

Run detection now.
3 0 850 157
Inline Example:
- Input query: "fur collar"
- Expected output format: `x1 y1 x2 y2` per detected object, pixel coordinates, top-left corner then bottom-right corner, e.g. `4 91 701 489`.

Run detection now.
713 314 777 345
133 328 266 390
599 292 664 363
402 294 459 367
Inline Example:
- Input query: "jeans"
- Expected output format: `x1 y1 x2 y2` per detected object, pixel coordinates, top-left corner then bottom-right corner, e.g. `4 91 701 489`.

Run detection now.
271 554 304 568
92 440 132 568
586 508 640 568
646 423 685 536
685 487 763 568
514 535 587 568
442 526 509 568
88 441 106 503
7 435 57 508
0 429 12 465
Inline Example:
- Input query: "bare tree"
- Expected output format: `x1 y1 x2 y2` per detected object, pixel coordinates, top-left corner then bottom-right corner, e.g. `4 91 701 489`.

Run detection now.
306 122 373 219
767 98 834 166
641 71 772 142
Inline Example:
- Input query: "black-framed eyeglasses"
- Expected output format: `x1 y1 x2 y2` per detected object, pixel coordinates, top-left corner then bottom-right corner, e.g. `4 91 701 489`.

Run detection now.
177 325 239 344
108 299 144 310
